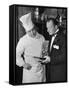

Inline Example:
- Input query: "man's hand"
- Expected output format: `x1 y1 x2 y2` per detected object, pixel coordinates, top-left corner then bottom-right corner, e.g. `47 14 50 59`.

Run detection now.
23 63 32 70
42 56 50 63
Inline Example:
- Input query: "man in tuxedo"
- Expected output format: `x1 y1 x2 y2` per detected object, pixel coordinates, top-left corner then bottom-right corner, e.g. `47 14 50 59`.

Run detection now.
44 18 67 82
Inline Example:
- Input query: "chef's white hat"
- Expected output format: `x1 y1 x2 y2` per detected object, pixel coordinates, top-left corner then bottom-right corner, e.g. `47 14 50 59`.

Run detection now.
19 12 34 32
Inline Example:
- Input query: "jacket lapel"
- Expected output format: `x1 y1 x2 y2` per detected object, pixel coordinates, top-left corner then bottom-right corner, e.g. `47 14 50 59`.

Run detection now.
49 31 60 54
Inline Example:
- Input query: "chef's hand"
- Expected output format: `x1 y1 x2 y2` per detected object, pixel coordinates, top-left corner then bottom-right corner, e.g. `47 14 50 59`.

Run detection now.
23 63 32 70
42 56 50 63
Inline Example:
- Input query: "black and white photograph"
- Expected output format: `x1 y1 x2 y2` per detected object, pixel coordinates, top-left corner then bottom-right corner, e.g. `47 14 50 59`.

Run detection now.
9 4 67 85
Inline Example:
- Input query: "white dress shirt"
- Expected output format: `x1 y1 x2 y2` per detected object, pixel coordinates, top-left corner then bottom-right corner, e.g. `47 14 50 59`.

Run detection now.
50 29 59 52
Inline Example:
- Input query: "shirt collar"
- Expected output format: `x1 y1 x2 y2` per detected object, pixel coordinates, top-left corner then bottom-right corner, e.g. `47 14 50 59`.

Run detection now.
55 29 59 34
51 29 59 37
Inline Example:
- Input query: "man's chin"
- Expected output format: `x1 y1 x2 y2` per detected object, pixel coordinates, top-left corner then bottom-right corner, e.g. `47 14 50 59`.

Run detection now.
49 33 52 35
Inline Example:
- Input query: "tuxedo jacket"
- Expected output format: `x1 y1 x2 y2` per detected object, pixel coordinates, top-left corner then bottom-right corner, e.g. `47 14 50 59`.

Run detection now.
46 30 67 82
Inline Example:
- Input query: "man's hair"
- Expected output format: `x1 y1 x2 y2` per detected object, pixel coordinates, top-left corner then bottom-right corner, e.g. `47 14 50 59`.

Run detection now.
46 18 58 26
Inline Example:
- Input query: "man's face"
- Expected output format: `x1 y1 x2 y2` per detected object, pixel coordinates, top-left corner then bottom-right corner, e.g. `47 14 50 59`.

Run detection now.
46 20 56 35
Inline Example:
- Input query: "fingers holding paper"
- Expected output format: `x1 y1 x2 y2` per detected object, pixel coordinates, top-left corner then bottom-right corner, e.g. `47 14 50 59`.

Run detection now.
41 56 50 63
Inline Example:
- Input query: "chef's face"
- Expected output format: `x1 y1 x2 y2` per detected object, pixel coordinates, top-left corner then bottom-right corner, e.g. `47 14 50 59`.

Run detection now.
27 28 37 37
46 20 57 35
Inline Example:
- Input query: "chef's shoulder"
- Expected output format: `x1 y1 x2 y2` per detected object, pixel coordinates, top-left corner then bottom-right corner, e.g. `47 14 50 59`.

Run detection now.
17 34 28 45
37 33 45 42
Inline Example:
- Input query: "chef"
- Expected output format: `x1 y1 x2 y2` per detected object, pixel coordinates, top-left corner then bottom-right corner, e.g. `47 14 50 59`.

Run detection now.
16 9 50 83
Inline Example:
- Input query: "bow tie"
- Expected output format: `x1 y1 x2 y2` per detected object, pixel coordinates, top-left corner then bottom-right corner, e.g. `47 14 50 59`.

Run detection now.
51 33 57 37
